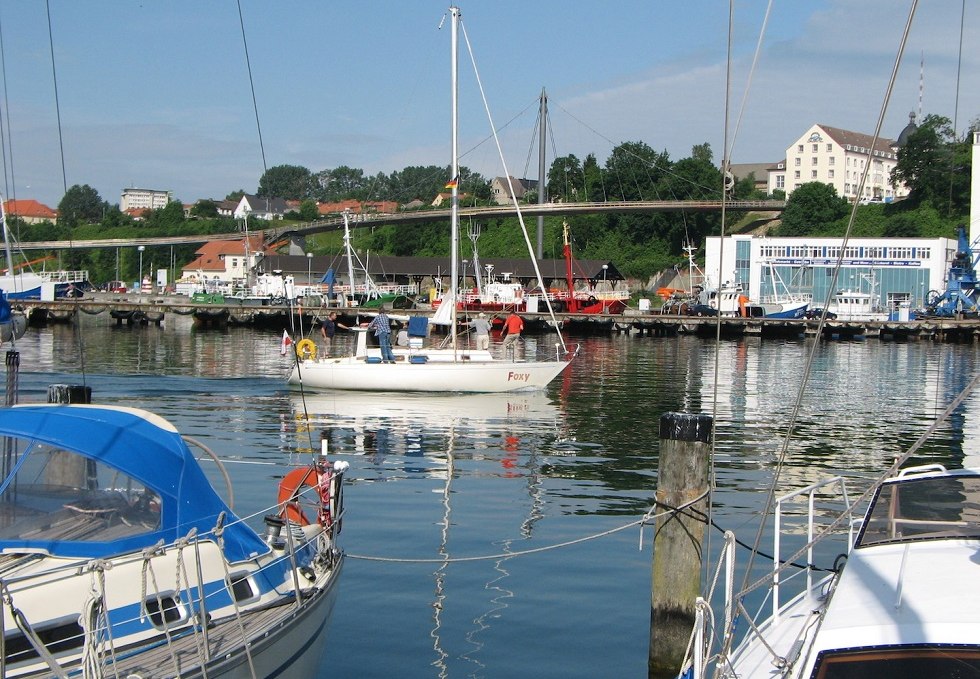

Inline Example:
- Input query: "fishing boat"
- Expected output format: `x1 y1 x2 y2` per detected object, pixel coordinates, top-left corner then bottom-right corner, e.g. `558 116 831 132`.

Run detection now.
286 5 573 393
827 272 890 321
1 199 88 301
0 403 347 677
438 221 629 317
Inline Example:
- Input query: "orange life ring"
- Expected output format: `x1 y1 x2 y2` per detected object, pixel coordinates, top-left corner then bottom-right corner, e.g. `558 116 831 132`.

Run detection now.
277 465 332 526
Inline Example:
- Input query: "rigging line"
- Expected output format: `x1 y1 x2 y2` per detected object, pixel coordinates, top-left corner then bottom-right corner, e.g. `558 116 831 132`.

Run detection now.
705 0 735 605
740 368 980 601
44 1 66 196
236 0 267 175
521 112 539 179
459 97 538 164
349 517 645 564
946 0 966 217
458 19 568 353
44 2 86 386
738 0 920 599
725 0 773 163
0 8 15 209
554 101 719 196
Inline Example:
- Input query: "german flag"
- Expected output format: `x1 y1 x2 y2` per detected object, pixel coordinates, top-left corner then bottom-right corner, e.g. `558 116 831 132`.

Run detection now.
444 175 459 189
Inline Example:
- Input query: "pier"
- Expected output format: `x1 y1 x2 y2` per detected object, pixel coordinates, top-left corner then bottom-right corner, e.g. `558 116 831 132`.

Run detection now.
13 296 980 341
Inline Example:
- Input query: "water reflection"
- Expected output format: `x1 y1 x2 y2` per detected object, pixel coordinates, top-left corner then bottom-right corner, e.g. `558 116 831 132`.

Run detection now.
8 316 980 677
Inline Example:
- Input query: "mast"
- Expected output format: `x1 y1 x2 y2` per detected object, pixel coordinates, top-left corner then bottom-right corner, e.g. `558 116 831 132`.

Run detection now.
536 88 547 259
1 198 14 279
449 5 461 349
343 210 356 308
562 221 575 312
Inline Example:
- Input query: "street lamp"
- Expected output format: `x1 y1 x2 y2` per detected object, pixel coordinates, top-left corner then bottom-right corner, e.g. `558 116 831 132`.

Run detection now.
138 246 146 293
307 252 314 293
601 264 608 287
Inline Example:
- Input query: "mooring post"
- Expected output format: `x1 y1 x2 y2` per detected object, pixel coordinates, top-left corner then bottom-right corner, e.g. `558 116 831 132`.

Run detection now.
47 384 94 488
649 411 711 679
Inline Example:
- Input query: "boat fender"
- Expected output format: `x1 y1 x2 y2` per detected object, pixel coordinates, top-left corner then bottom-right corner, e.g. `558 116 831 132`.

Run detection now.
277 465 333 527
296 338 317 360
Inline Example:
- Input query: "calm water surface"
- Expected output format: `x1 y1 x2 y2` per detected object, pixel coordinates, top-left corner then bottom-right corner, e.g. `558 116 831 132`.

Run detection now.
7 313 980 678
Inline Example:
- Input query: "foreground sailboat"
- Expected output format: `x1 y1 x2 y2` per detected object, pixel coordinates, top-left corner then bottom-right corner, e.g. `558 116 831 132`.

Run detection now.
288 5 574 393
0 403 348 677
679 2 980 676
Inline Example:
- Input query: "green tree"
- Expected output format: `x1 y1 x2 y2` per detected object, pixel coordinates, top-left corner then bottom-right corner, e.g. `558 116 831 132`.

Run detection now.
257 164 313 200
891 115 964 213
604 141 669 201
387 165 446 204
299 199 319 222
547 154 584 201
58 184 106 227
778 182 849 236
190 199 219 218
315 165 367 201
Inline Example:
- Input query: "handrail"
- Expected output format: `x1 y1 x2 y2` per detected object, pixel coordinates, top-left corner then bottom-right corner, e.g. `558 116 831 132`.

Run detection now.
772 476 852 621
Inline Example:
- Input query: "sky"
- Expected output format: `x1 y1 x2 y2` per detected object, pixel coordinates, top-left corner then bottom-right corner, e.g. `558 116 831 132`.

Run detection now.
0 1 976 209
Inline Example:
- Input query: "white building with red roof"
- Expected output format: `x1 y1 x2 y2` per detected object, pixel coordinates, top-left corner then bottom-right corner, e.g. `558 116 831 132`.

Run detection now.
178 235 274 287
4 199 58 224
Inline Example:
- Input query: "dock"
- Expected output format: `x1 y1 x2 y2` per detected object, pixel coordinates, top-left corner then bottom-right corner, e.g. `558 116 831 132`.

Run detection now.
13 295 980 342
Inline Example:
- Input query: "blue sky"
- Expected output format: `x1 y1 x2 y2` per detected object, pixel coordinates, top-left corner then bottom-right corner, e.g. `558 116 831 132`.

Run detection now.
0 1 976 208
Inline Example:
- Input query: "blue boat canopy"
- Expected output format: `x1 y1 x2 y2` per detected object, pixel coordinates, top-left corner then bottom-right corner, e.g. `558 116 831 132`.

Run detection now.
0 404 268 562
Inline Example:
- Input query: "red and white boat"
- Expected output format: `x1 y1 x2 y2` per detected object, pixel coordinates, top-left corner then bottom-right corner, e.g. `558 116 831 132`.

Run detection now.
436 222 629 317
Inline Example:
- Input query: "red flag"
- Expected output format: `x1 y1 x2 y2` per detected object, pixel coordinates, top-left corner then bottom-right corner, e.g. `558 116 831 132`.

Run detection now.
280 330 293 356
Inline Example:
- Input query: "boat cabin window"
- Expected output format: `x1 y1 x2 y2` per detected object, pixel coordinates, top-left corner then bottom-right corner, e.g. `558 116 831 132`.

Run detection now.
0 437 161 543
812 645 980 678
858 475 980 547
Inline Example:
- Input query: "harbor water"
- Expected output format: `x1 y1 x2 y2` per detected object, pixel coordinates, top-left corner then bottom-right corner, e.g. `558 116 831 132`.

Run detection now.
8 314 980 678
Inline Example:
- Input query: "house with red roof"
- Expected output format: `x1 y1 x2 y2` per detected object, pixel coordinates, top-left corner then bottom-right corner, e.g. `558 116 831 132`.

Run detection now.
4 199 58 224
179 235 277 286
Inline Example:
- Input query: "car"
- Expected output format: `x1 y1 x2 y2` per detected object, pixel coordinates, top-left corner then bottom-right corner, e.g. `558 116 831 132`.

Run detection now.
686 304 718 317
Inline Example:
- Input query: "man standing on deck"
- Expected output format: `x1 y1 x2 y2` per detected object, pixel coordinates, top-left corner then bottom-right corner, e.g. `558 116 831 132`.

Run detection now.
466 312 492 350
320 312 348 355
366 311 396 363
501 310 524 356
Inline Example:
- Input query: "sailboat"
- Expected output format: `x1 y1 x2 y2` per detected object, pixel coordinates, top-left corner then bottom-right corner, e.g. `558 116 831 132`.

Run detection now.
286 5 574 393
0 198 88 301
677 2 980 677
1 200 30 341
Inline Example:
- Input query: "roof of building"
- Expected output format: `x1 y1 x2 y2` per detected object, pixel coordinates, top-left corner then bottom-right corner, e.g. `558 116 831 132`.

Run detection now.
4 199 57 220
182 236 269 272
815 124 897 155
893 111 918 149
239 194 289 214
728 163 774 181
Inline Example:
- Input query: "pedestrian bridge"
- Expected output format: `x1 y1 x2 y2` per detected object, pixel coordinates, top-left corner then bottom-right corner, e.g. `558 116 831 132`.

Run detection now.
15 199 785 251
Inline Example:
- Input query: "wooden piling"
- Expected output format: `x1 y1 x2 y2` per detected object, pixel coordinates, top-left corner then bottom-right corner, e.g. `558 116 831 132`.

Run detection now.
46 384 93 488
649 412 711 679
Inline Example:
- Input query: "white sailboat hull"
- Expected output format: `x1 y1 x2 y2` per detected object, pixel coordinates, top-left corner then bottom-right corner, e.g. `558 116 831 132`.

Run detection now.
288 355 570 393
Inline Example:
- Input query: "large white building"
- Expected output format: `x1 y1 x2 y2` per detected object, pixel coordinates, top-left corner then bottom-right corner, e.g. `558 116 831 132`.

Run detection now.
120 187 172 212
767 124 910 202
705 234 956 312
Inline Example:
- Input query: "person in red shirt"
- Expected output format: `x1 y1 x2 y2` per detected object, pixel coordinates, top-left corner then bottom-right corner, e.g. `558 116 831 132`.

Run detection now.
501 311 524 354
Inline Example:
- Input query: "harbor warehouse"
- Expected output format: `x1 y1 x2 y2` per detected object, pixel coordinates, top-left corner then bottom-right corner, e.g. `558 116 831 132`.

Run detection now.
705 235 958 313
